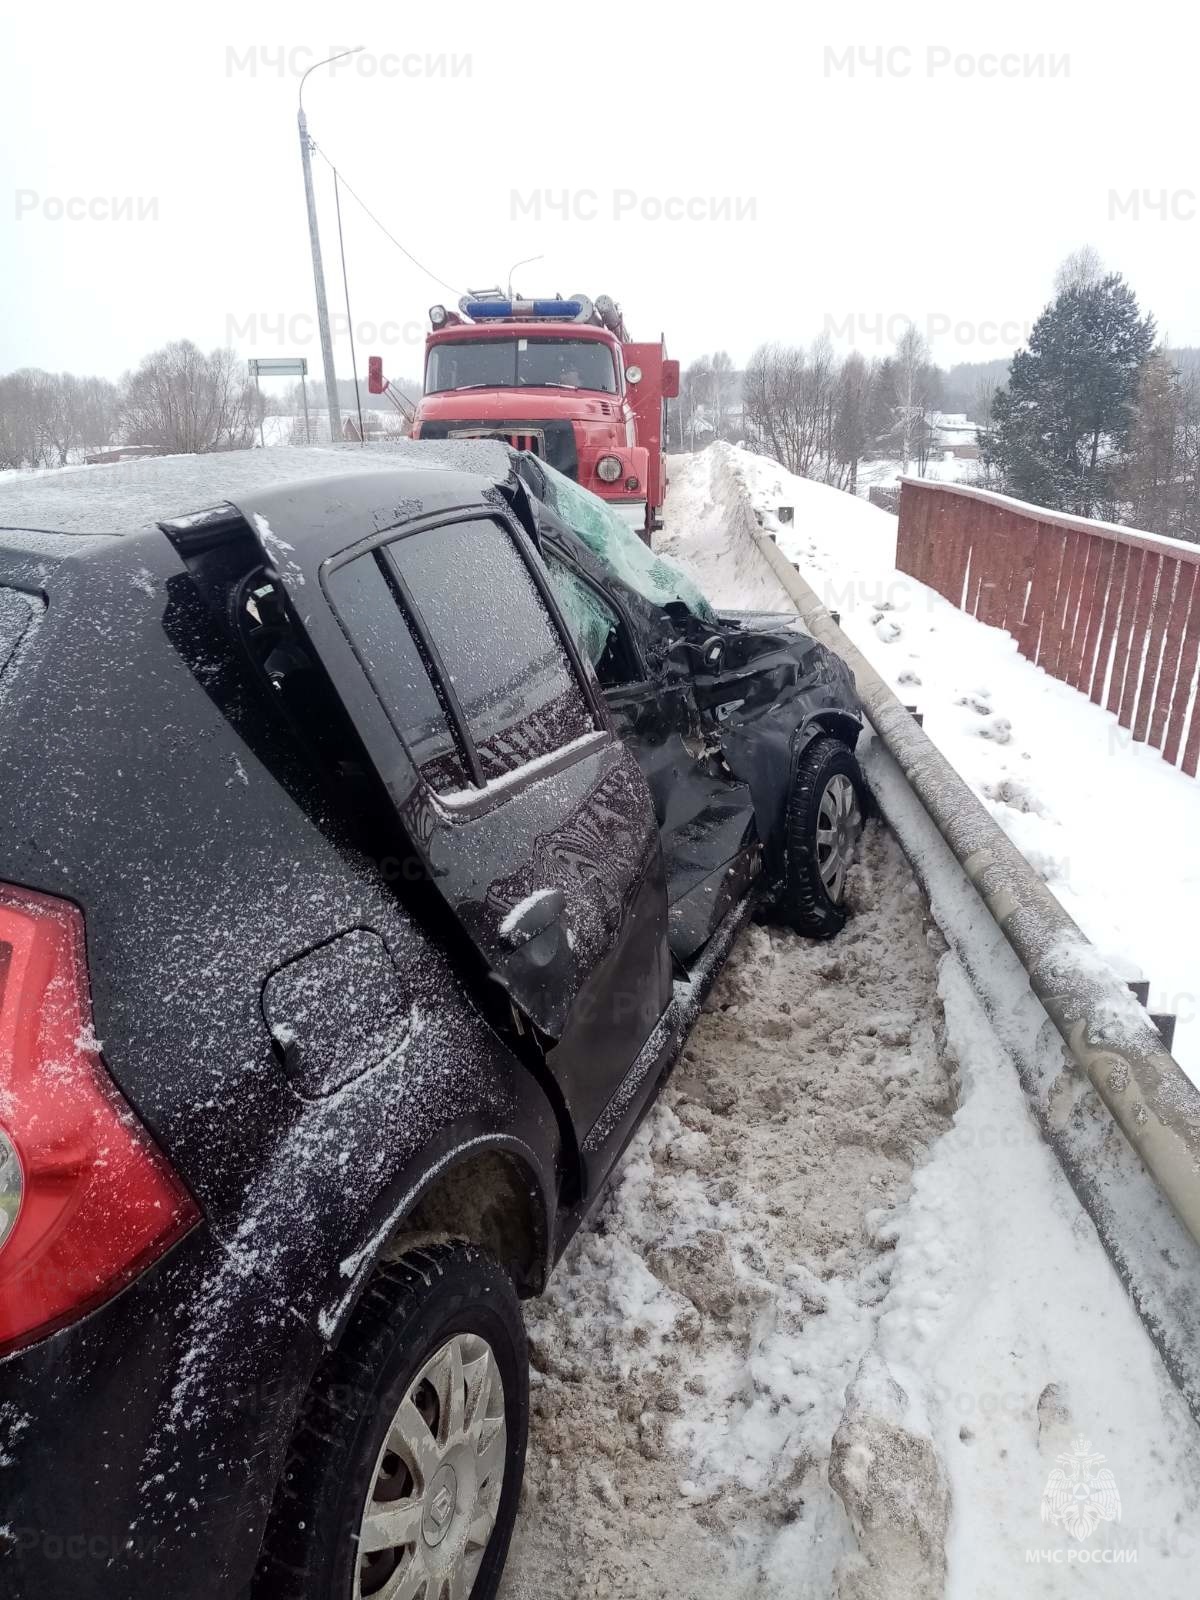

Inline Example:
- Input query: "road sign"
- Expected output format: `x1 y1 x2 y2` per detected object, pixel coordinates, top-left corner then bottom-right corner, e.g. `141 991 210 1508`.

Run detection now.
248 358 308 377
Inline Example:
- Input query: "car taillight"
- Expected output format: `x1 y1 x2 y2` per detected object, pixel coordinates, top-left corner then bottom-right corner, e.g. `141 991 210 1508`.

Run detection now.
0 884 199 1355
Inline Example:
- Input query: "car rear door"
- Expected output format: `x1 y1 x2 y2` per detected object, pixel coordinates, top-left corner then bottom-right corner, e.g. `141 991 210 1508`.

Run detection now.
234 481 673 1146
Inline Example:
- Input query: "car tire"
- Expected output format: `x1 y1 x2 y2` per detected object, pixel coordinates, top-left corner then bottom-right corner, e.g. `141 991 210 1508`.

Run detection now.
255 1242 528 1600
780 735 867 940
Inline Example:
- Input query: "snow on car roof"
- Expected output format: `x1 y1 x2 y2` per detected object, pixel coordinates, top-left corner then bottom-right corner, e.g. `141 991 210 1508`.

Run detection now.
0 438 517 536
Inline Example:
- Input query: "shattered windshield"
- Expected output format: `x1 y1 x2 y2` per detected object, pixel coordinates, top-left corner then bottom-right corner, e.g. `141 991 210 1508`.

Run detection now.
426 338 618 394
529 458 717 623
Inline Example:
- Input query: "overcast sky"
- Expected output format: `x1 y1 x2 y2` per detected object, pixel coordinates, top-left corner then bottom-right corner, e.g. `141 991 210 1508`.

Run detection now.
3 0 1197 389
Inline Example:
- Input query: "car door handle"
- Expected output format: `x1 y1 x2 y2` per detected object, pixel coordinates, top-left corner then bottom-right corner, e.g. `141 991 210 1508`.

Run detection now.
500 887 566 947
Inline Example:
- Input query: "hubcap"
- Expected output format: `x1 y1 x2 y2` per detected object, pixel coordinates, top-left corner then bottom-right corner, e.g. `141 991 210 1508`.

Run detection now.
422 1465 458 1548
355 1332 507 1600
815 773 862 904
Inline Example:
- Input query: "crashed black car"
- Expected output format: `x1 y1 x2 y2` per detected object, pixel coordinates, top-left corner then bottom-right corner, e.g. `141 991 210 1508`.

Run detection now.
0 440 864 1600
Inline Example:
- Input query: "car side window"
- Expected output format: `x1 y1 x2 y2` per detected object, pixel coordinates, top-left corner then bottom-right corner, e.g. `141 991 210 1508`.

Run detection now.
542 553 638 690
324 554 468 795
387 517 596 783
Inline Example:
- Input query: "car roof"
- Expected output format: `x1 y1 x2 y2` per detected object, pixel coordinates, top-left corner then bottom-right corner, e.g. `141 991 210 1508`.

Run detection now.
0 438 518 537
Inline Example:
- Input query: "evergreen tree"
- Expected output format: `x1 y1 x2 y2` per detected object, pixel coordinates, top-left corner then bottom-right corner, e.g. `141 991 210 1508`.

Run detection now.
980 272 1155 517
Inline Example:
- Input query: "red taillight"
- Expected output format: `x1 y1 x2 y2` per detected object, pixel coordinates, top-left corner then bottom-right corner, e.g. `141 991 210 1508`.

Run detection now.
0 884 199 1355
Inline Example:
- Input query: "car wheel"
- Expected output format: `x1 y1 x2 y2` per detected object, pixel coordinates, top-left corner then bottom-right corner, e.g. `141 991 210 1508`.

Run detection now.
256 1242 528 1600
781 735 867 939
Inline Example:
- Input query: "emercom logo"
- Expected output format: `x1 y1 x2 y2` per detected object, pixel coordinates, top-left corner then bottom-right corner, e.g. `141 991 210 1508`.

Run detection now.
1025 1437 1136 1565
1042 1437 1121 1539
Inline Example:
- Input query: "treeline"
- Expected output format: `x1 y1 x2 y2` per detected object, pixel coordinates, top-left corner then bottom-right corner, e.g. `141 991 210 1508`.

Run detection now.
0 342 263 468
673 330 953 490
684 245 1200 543
979 250 1200 538
0 370 122 469
740 327 944 492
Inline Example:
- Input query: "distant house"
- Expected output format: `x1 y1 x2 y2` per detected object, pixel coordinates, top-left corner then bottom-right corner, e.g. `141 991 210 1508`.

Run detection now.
929 412 980 459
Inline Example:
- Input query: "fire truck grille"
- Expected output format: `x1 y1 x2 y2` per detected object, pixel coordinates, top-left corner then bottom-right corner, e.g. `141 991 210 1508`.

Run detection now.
417 418 580 481
448 428 545 456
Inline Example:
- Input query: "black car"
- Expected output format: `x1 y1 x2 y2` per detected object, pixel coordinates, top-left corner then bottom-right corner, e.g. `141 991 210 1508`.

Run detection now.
0 441 864 1600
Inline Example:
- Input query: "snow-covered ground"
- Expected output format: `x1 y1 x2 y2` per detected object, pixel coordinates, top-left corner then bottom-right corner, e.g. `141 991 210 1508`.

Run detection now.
501 444 1200 1599
854 454 979 497
502 827 961 1598
667 444 1200 1087
259 410 409 446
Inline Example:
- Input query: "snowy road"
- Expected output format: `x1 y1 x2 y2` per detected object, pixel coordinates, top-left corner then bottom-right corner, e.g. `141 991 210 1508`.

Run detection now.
499 447 1200 1598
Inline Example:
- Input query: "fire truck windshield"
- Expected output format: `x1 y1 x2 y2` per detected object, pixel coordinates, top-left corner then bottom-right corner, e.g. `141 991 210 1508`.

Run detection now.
426 338 619 395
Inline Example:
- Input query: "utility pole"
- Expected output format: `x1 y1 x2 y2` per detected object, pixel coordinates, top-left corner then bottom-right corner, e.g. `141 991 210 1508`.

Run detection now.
297 49 362 442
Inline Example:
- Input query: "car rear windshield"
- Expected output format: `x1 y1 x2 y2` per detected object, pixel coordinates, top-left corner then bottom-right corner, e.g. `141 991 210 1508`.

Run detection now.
426 338 618 395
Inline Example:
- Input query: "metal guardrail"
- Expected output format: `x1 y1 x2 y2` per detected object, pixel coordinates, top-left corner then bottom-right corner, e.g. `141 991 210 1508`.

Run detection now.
752 526 1200 1415
757 529 1200 1236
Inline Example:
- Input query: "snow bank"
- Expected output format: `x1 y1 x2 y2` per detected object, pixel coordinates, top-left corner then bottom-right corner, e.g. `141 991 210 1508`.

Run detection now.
502 827 959 1597
876 956 1200 1594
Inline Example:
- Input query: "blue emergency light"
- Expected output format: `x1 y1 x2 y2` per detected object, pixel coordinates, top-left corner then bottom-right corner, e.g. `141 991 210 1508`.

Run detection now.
458 298 587 321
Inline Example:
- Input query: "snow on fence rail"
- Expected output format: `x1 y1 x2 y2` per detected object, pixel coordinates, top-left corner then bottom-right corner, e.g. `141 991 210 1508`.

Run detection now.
896 478 1200 777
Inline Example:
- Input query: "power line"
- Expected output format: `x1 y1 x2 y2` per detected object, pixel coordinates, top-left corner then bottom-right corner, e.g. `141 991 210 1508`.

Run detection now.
312 144 462 298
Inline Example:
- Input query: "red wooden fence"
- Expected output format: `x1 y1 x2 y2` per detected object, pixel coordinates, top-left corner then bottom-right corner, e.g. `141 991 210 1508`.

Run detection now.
895 479 1200 777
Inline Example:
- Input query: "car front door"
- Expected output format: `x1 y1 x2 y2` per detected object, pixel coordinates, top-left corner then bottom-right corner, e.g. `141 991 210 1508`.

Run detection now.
540 548 760 963
236 482 673 1154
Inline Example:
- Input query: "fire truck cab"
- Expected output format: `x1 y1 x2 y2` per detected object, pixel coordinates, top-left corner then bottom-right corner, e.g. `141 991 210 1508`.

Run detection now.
378 293 678 543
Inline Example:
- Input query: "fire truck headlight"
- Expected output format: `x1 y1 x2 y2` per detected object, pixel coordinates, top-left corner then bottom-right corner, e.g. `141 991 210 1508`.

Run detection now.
596 456 623 484
625 365 643 384
429 304 448 328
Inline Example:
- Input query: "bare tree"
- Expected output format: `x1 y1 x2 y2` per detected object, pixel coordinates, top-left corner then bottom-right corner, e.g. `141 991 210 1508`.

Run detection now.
679 355 715 450
1178 371 1200 541
1120 349 1200 542
710 350 734 442
832 352 875 494
742 339 847 482
890 324 940 474
970 375 999 428
121 342 262 454
743 344 807 475
1053 244 1104 298
0 369 119 468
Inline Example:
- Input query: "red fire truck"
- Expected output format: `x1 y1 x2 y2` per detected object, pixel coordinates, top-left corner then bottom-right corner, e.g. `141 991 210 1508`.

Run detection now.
368 292 678 542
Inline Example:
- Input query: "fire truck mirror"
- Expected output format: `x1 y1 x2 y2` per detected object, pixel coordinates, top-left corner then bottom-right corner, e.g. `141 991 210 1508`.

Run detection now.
662 360 681 400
